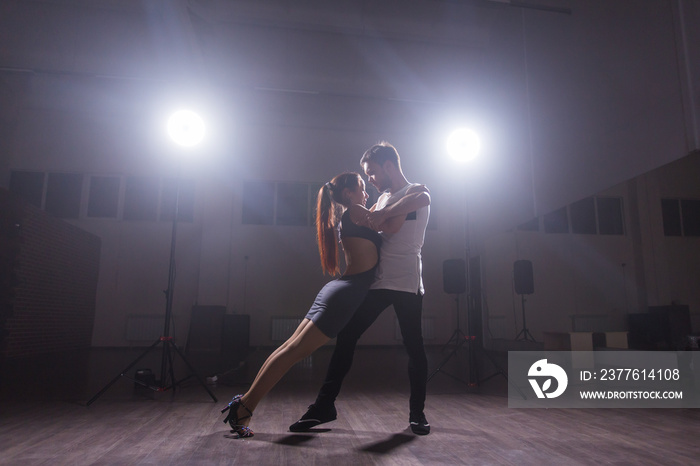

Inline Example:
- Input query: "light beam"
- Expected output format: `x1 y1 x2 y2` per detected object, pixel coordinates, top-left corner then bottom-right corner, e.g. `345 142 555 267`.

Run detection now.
167 110 205 148
447 128 481 162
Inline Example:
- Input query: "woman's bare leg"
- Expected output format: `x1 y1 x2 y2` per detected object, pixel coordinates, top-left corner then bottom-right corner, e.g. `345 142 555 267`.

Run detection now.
234 319 329 426
247 319 313 389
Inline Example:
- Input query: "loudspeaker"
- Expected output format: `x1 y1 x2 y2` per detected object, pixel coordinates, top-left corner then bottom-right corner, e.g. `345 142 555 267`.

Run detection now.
222 314 250 353
627 313 658 350
649 305 692 350
443 259 466 294
513 260 534 295
186 305 226 352
134 368 156 388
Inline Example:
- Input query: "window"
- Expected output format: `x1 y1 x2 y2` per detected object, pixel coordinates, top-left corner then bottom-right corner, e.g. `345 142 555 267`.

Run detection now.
9 171 45 207
160 178 195 222
123 176 158 221
45 173 82 218
517 217 539 232
661 199 682 236
10 170 200 223
663 198 700 237
518 196 625 236
570 197 596 234
87 176 120 218
597 197 624 235
242 181 274 225
276 183 309 226
242 180 328 226
543 207 569 233
681 200 700 236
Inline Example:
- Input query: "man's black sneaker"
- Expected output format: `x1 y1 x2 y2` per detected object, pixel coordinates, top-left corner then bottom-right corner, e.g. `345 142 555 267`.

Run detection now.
289 404 338 432
409 413 430 435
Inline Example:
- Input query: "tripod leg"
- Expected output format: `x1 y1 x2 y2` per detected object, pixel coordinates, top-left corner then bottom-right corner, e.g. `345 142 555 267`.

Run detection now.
439 329 462 352
478 349 527 400
86 338 162 406
428 337 469 385
468 338 480 387
168 340 218 402
165 340 177 395
525 328 537 342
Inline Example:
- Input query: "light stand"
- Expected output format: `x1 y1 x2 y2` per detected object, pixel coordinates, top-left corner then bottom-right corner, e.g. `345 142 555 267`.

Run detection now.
428 292 474 386
434 127 525 398
428 130 482 387
515 294 537 342
463 205 524 397
87 110 217 405
460 189 527 398
438 295 467 352
427 197 484 388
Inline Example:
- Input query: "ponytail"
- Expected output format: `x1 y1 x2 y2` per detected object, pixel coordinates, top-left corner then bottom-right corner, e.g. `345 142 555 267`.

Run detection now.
315 172 362 276
316 183 340 275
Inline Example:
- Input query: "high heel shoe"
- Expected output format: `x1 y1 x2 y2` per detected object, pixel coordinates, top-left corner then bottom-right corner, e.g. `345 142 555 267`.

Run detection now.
221 394 254 438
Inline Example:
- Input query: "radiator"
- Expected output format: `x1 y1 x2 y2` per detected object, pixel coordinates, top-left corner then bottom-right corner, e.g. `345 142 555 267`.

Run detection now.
270 316 311 368
488 315 507 339
395 316 435 341
571 314 609 332
271 317 303 341
126 314 169 341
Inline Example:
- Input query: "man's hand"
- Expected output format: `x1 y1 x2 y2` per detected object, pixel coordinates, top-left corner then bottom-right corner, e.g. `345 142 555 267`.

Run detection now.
367 184 430 233
409 184 430 195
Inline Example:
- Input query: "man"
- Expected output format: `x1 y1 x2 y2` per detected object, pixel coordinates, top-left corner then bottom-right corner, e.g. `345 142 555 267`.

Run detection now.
290 142 432 435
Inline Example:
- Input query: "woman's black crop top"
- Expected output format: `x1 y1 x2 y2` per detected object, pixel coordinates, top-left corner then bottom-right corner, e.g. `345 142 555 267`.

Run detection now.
340 210 382 252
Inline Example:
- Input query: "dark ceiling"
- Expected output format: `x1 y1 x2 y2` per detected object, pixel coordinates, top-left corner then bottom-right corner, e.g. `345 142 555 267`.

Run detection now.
1 0 698 236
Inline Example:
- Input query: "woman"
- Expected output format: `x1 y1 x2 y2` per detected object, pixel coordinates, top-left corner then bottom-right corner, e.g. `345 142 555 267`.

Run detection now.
221 172 400 438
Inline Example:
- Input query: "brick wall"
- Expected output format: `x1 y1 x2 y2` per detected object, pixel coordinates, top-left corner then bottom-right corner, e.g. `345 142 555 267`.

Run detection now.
0 189 101 358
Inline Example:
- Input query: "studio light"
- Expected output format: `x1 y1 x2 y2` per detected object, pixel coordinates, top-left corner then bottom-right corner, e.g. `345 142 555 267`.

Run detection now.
430 123 523 397
167 109 205 148
88 108 216 406
447 127 480 162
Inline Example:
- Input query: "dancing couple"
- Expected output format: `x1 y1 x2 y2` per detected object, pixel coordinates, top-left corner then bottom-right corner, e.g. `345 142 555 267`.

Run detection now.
221 142 431 438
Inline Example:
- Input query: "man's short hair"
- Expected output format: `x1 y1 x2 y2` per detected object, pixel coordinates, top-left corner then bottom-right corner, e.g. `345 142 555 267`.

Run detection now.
360 142 401 168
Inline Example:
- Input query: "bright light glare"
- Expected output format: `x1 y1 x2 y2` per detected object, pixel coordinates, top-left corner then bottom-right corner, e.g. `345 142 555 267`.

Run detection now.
167 110 205 147
447 128 480 162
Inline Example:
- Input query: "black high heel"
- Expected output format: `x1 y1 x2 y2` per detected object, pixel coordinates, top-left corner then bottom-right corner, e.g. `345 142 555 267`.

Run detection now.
221 394 254 438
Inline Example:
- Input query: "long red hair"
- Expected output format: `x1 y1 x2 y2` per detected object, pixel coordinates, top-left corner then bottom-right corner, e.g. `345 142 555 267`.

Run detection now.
316 172 362 275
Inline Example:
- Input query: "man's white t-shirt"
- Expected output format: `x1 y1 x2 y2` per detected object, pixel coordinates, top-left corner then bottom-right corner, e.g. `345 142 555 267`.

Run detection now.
371 182 430 295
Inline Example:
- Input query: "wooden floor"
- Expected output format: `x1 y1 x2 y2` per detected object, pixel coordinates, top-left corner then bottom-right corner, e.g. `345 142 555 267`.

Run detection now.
1 345 699 465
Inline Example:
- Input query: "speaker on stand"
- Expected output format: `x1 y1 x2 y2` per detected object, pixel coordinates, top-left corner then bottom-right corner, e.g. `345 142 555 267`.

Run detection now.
514 260 537 342
429 257 523 398
428 259 472 386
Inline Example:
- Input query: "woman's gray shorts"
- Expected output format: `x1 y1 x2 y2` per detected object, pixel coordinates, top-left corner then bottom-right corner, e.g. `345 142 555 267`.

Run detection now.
305 267 377 338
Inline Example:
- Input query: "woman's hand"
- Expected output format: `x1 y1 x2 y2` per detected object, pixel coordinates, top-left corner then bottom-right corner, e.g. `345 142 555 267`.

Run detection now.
366 209 388 231
347 205 373 229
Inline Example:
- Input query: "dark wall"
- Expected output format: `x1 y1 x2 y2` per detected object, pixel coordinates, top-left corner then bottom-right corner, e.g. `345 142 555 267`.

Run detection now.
0 188 101 358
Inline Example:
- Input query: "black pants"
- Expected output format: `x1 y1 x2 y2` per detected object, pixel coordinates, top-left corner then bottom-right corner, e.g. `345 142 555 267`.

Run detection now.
315 289 427 415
